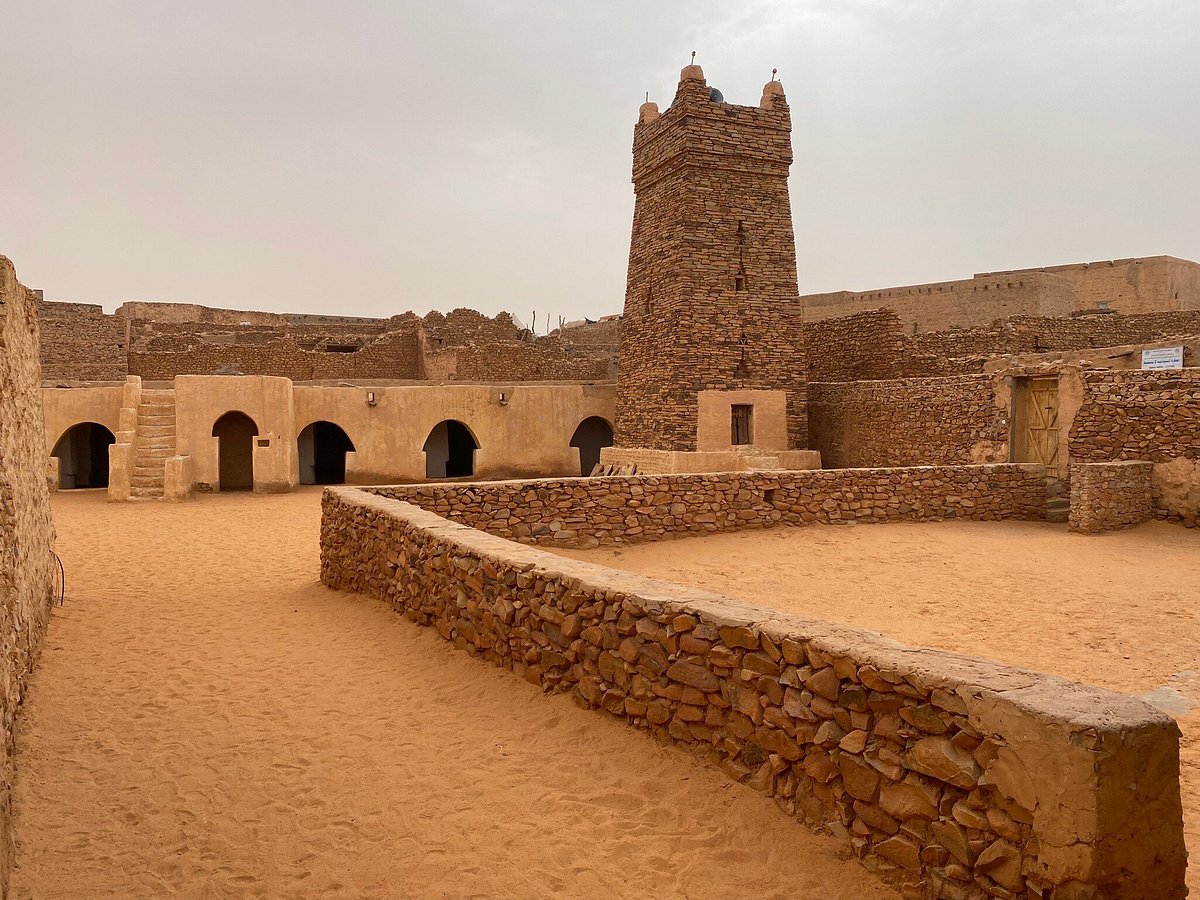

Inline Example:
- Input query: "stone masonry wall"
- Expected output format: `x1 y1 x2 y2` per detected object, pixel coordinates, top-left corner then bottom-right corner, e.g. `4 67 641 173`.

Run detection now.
37 302 128 381
320 486 1186 898
1068 462 1154 534
0 257 57 890
367 465 1046 547
807 379 1007 469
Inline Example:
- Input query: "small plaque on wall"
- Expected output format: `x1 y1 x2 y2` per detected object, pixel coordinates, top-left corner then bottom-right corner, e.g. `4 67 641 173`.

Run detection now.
1141 346 1184 370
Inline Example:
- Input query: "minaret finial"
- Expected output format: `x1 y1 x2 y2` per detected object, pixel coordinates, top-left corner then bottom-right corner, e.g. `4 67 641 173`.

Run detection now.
645 91 649 103
772 67 778 82
691 50 696 66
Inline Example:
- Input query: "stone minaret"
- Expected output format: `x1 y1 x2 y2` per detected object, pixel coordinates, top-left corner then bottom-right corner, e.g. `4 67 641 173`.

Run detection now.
615 64 807 454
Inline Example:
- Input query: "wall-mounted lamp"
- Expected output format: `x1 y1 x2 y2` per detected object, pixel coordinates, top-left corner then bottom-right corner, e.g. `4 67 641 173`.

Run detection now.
498 391 509 406
366 390 377 407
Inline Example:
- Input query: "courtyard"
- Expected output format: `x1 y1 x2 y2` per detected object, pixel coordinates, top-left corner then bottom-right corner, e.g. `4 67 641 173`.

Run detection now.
10 490 890 899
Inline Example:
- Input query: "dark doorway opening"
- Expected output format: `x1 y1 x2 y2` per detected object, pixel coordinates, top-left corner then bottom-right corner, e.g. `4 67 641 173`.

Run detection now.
51 422 115 488
298 421 355 484
569 416 615 476
212 411 259 490
423 420 478 478
731 404 754 446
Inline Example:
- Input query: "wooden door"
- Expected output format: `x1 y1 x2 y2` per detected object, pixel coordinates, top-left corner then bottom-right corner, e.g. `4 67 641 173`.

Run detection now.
1015 377 1059 466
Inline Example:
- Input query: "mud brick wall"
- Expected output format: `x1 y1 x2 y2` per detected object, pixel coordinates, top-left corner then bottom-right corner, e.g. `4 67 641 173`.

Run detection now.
0 258 57 889
616 69 807 452
320 487 1186 898
367 465 1045 547
1068 462 1153 534
808 378 1006 469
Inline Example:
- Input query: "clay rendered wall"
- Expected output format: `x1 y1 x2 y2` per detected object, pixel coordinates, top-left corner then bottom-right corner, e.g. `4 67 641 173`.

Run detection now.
979 256 1200 314
808 378 1007 469
801 272 1075 334
0 257 57 889
370 465 1046 546
293 381 616 483
321 486 1186 898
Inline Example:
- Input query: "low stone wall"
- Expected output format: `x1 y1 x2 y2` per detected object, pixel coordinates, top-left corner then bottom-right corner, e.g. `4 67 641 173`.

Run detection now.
1068 462 1153 534
367 465 1046 547
320 487 1186 898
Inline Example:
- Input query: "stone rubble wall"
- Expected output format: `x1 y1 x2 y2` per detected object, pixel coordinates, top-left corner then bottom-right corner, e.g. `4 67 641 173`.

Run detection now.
803 307 1200 383
1068 462 1153 534
1068 369 1200 525
365 465 1046 548
0 258 57 890
36 301 128 381
807 379 1007 470
320 487 1186 899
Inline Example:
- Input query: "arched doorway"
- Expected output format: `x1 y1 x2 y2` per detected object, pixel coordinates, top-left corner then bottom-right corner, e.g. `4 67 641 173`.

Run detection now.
298 421 355 485
212 411 259 490
51 422 115 489
423 420 478 478
570 416 614 476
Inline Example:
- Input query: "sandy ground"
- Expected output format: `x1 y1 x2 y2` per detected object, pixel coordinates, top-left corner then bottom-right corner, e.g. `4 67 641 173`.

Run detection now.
555 519 1200 894
11 490 892 900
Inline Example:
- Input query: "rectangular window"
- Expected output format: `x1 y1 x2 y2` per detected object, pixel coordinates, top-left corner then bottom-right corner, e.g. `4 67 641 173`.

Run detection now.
731 404 753 446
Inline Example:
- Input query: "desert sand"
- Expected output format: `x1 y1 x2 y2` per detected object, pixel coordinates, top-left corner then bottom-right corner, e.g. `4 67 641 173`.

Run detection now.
11 489 893 900
556 519 1200 895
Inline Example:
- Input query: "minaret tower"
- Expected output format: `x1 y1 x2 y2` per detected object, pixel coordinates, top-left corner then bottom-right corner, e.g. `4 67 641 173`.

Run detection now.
613 63 807 461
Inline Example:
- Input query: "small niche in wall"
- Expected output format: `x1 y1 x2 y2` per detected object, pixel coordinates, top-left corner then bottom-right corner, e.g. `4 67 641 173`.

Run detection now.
763 488 776 504
257 439 271 448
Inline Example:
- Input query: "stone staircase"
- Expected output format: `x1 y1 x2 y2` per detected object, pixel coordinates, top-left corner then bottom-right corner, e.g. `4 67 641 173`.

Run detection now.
130 389 177 500
1045 476 1070 523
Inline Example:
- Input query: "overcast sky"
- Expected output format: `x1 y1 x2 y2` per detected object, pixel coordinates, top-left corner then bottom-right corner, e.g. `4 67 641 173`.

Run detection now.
3 1 1197 324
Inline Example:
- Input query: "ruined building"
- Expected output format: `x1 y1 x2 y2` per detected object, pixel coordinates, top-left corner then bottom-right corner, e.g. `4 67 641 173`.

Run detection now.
611 65 812 471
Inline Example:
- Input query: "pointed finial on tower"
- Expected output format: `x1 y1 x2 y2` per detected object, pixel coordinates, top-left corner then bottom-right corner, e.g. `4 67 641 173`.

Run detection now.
691 50 696 65
772 67 778 82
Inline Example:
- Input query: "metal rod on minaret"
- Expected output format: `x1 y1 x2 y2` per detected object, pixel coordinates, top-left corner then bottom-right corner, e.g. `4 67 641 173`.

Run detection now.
691 51 696 65
772 67 778 82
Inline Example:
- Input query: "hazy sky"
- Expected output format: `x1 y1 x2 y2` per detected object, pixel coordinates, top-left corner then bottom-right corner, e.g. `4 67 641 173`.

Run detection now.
3 1 1197 324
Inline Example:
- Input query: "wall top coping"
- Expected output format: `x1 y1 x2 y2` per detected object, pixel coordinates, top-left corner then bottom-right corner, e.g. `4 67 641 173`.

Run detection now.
326 483 1169 736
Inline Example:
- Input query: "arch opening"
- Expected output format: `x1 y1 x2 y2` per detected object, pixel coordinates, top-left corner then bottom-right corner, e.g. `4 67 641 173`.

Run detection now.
212 411 259 491
423 420 478 478
51 422 115 489
298 421 355 485
569 416 615 476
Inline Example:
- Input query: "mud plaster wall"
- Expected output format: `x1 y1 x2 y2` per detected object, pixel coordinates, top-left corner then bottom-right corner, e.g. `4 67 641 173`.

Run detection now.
366 465 1046 548
321 487 1185 899
807 378 1008 469
0 258 56 890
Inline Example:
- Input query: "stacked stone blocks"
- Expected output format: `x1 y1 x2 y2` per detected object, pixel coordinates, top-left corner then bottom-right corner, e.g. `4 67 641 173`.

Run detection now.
320 486 1186 898
1067 462 1154 534
369 465 1046 547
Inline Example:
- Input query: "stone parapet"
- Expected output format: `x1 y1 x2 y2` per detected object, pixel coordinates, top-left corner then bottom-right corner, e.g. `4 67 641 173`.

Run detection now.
1068 462 1154 534
365 464 1046 548
320 486 1187 898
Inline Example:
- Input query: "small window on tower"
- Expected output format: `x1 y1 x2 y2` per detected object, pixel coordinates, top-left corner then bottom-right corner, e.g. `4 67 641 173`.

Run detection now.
731 404 753 446
735 274 747 292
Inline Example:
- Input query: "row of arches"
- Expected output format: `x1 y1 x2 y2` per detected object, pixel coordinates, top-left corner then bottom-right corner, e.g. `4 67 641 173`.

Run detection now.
50 416 614 490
